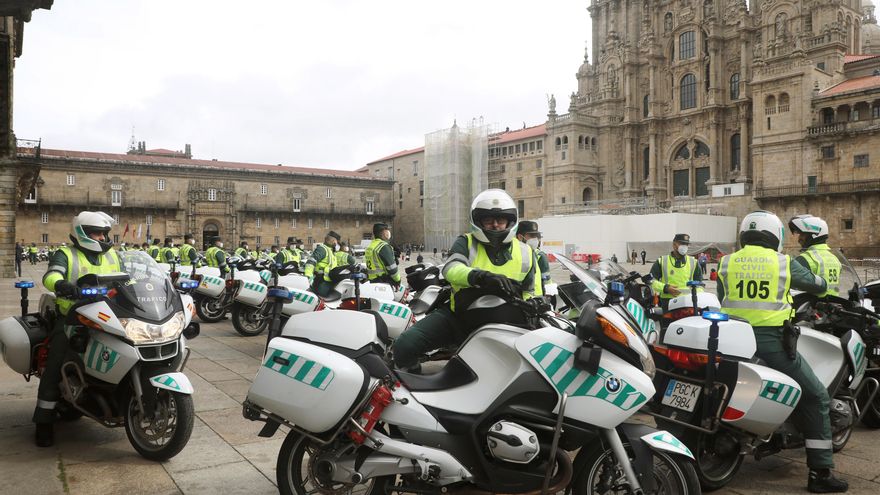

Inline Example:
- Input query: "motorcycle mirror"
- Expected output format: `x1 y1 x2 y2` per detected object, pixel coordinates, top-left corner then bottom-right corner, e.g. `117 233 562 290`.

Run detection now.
647 306 664 321
183 322 200 339
573 345 602 374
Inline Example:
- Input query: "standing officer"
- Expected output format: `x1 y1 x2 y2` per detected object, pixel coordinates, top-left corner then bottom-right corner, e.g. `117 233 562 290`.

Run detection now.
393 189 537 371
365 223 401 287
179 233 200 267
789 215 841 298
235 240 250 259
148 238 162 261
276 236 302 267
336 242 356 267
204 236 229 275
516 221 550 296
304 231 340 297
649 233 701 310
160 237 176 263
35 211 121 447
718 211 847 493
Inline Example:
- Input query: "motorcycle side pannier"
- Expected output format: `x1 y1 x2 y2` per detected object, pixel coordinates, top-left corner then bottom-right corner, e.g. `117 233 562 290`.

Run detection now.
0 315 46 374
247 337 369 433
235 281 267 307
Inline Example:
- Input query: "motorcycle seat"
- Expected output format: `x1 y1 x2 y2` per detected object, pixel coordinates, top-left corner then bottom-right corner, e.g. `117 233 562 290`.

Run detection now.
323 290 342 302
395 356 478 392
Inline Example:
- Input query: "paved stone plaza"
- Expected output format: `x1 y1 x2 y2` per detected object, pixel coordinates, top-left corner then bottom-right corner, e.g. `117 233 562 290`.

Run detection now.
1 259 879 494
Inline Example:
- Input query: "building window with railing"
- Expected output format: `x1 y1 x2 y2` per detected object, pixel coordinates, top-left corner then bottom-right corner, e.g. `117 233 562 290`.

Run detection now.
326 187 332 199
778 93 790 113
293 198 301 212
366 200 374 215
325 219 330 228
274 217 280 229
25 186 37 204
256 235 261 245
146 214 153 225
412 160 419 176
260 183 268 195
42 233 48 243
536 140 543 151
291 217 297 228
308 218 313 229
66 173 75 186
854 154 870 168
41 212 48 224
208 188 217 201
157 178 166 191
111 190 122 206
821 145 835 159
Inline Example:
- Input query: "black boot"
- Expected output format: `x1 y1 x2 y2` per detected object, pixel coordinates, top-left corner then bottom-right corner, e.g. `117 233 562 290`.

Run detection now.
808 469 848 493
35 423 54 448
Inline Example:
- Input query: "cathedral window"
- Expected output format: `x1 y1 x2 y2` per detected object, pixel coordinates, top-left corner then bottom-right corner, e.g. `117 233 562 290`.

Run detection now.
643 95 649 118
673 170 690 196
675 143 691 160
643 147 650 180
778 93 790 113
730 134 741 171
694 141 710 157
680 74 697 110
730 73 740 100
679 31 696 60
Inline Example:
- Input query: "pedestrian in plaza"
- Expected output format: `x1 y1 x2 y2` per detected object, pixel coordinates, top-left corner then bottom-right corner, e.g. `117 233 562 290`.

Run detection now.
14 241 23 276
304 231 340 297
640 249 647 265
433 247 438 258
611 253 618 263
630 249 637 264
34 211 120 447
648 233 701 310
416 252 424 263
698 251 708 276
718 211 848 493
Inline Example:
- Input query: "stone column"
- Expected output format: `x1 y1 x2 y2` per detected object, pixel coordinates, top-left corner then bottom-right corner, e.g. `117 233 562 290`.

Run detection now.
737 103 751 183
648 132 658 188
709 115 721 185
624 127 634 193
648 64 656 117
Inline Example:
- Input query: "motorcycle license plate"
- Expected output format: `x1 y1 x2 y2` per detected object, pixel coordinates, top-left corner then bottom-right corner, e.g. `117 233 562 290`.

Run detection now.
661 379 702 412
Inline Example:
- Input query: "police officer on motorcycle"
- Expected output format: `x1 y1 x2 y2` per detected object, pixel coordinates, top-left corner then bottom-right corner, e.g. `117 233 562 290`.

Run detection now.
718 211 848 493
336 242 356 267
276 236 302 267
365 223 401 287
789 215 842 298
649 233 701 310
516 220 550 296
304 231 340 297
205 236 229 275
393 189 537 371
235 241 250 260
34 211 122 447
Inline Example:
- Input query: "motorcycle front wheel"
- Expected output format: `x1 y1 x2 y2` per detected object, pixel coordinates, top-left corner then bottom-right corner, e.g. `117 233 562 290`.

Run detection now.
231 303 268 337
573 440 701 495
124 388 194 461
195 296 227 323
277 432 395 495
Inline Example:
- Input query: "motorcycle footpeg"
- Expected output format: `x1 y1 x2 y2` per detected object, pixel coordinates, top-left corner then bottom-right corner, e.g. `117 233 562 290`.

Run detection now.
258 419 281 438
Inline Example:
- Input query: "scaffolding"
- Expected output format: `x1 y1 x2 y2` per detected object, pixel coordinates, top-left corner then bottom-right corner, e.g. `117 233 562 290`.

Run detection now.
423 120 490 251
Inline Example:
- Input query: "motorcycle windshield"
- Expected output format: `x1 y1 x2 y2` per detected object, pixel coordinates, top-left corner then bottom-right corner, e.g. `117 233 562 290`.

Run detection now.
110 251 181 323
594 260 630 281
832 248 863 300
555 253 608 301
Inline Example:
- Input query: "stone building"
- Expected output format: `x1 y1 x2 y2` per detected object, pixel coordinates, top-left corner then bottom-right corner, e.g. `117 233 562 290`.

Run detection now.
363 147 425 247
1 0 52 276
17 147 394 250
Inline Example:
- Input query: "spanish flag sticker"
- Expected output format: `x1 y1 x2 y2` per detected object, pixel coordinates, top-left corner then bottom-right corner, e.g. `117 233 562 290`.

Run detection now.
97 312 111 322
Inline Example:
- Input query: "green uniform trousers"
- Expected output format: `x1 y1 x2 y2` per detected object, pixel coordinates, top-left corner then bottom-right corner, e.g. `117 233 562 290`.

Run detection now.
754 327 834 469
393 306 465 369
33 319 68 424
312 279 336 298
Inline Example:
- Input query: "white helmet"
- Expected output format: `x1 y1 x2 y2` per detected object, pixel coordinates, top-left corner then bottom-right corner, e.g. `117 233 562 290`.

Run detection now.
469 189 518 246
788 214 829 246
739 210 786 252
70 211 115 253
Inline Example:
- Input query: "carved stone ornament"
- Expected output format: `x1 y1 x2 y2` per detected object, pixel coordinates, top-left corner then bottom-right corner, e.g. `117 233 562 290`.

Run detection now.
612 138 626 188
286 188 308 199
679 7 695 23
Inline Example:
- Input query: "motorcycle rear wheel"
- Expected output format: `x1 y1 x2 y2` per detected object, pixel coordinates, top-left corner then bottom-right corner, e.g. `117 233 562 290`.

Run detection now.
124 388 194 461
687 431 744 491
231 304 268 337
573 440 701 495
195 296 227 323
857 382 880 428
277 432 395 495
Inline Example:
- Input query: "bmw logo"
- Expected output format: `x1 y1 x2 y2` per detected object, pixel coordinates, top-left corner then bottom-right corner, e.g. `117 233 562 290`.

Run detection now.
676 327 684 335
605 378 621 393
145 283 154 291
101 350 111 362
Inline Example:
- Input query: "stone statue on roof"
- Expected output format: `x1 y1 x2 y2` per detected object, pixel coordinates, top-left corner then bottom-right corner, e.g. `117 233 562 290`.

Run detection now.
548 94 557 113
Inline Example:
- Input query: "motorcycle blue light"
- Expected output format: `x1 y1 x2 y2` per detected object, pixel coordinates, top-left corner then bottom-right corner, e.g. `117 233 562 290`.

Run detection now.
687 280 704 287
702 311 729 322
351 272 367 281
268 288 292 299
608 281 625 297
14 281 35 289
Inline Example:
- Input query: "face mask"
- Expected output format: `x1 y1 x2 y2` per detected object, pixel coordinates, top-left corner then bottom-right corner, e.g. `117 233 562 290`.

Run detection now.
384 231 392 241
526 238 540 249
334 244 340 251
218 242 224 249
677 245 688 256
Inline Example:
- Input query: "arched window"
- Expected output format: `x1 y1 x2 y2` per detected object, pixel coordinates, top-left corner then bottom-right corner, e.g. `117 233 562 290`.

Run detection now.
675 143 691 160
681 74 697 110
730 134 741 171
562 136 568 145
582 188 593 204
578 135 584 146
679 31 696 59
765 94 776 113
694 140 710 157
555 137 561 149
643 95 649 118
643 147 650 180
591 137 597 150
778 93 790 112
730 73 740 100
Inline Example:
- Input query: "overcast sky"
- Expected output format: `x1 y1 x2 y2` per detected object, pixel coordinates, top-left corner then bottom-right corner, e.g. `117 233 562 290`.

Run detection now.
15 0 590 171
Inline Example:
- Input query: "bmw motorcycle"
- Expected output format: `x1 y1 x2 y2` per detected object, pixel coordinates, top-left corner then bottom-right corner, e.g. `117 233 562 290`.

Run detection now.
0 251 200 460
242 254 701 495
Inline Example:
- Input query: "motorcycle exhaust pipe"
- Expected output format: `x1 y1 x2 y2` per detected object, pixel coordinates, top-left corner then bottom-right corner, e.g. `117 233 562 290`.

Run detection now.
59 362 114 425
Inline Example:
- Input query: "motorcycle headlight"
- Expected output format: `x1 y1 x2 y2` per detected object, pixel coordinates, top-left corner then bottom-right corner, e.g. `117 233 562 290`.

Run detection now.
640 351 656 379
120 312 185 344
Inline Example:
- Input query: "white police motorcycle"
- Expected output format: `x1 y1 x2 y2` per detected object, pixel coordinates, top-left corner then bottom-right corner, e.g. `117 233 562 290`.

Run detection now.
0 251 200 461
242 254 701 495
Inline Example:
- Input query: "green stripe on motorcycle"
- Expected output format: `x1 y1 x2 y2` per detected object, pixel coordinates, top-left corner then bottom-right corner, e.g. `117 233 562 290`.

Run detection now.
263 350 335 390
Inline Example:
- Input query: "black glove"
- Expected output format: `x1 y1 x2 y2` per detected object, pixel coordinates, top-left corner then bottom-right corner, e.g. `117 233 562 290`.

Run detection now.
54 280 78 298
476 271 517 298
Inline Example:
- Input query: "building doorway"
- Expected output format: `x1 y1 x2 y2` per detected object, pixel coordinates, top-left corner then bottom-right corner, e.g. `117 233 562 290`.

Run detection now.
202 221 220 249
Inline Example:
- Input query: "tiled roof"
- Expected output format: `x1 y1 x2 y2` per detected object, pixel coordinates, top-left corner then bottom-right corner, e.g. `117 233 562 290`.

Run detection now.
366 147 425 165
145 148 179 154
844 54 880 64
819 74 880 96
20 148 378 179
490 124 547 145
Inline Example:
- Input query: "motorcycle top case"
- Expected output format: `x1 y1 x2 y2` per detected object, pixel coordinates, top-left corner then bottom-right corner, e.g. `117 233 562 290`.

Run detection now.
280 288 321 316
666 291 721 312
278 273 310 291
661 316 756 360
336 280 395 302
248 337 368 433
191 267 225 297
235 280 268 307
516 327 655 429
722 361 801 436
